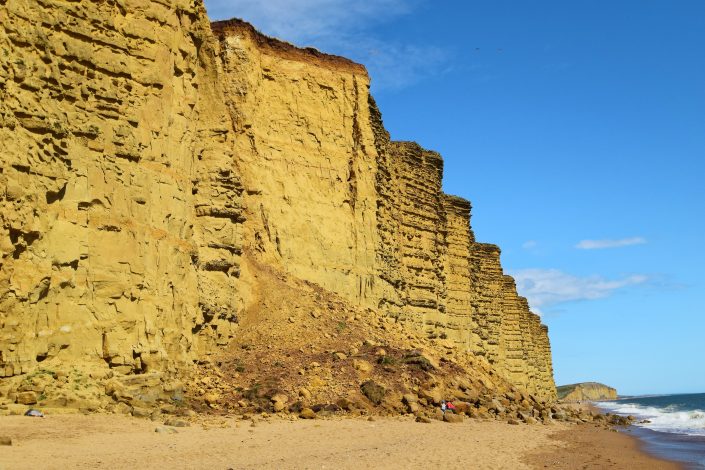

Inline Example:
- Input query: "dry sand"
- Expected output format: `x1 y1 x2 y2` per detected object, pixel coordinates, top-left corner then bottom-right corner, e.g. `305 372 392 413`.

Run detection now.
524 423 683 469
0 414 682 469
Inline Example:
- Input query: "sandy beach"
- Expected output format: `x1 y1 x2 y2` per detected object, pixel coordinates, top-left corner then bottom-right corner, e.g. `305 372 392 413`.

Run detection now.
0 414 682 469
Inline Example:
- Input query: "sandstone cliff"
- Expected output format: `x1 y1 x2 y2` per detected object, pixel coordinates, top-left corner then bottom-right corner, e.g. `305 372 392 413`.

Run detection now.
0 0 242 394
213 20 555 400
1 2 556 410
557 382 618 402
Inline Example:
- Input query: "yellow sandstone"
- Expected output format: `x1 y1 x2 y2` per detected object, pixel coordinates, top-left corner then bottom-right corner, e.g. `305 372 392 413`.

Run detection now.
0 4 556 405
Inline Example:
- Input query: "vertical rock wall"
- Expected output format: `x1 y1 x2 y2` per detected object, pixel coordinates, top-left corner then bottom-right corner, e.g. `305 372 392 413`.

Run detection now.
212 20 379 307
386 142 446 327
439 195 477 347
467 244 555 398
0 0 241 378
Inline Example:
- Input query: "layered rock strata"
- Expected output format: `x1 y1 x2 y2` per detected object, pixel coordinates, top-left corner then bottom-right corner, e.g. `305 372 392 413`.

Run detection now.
213 20 555 400
1 5 556 403
0 0 242 379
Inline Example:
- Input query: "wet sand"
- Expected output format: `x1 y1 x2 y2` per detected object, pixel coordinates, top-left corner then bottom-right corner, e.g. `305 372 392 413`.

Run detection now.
0 414 684 469
524 422 684 469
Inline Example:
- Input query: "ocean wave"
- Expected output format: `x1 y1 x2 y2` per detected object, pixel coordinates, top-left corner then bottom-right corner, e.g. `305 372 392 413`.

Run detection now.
596 401 705 436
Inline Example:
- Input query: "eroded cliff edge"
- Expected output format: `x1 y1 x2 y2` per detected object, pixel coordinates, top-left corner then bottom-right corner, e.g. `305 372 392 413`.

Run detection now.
0 3 555 408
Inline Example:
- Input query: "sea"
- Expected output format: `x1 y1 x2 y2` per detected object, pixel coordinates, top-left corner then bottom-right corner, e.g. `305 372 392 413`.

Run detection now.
596 392 705 469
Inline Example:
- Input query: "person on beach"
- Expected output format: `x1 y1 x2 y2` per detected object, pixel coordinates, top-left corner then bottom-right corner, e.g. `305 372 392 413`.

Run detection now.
441 401 447 413
446 401 457 413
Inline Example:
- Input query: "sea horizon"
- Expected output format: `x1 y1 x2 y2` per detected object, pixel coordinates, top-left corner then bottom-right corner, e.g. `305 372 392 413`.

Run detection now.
615 391 705 399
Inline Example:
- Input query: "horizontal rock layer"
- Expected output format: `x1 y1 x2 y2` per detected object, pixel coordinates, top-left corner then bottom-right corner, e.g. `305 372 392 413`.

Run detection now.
0 0 242 379
1 4 556 402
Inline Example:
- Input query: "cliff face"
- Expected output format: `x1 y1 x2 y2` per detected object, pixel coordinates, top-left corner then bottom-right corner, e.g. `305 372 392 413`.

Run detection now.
212 21 555 400
557 382 618 402
1 4 556 404
0 0 241 379
213 19 378 308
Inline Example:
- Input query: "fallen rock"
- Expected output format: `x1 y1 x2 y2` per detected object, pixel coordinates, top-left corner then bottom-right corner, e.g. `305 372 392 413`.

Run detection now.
360 381 385 406
402 394 420 413
299 408 316 419
352 359 373 373
419 388 443 405
336 398 355 411
113 402 133 415
203 393 220 405
273 401 286 412
16 392 37 405
489 399 505 414
415 416 432 424
154 427 178 434
507 418 521 425
403 352 437 371
453 402 472 414
0 436 12 446
131 407 152 418
443 413 463 423
164 418 190 427
271 393 288 405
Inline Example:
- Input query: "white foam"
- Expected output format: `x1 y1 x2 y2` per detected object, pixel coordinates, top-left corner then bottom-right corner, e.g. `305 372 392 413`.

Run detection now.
596 401 705 436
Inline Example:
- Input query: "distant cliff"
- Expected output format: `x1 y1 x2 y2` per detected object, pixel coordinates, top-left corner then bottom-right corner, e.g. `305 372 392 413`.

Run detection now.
0 1 556 406
557 383 617 401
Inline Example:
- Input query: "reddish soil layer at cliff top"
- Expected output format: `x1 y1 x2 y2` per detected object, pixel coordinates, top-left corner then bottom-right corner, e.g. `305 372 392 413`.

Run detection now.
211 18 368 75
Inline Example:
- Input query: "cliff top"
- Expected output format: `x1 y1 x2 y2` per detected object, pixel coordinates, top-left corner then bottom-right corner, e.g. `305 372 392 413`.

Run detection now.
211 18 368 76
558 382 616 389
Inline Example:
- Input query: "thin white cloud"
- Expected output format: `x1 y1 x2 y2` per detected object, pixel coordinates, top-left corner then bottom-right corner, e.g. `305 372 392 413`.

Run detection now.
511 268 648 315
203 0 449 91
341 37 451 90
522 240 538 250
575 237 647 250
205 0 415 43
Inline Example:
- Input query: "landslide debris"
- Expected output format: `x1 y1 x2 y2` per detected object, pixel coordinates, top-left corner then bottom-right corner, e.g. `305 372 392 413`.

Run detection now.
183 255 556 423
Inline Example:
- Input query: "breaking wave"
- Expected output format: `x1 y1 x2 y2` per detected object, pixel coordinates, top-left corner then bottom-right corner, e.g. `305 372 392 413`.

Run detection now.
597 399 705 437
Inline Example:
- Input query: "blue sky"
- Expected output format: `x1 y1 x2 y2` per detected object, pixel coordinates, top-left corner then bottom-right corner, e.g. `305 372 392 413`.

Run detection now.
205 0 705 395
